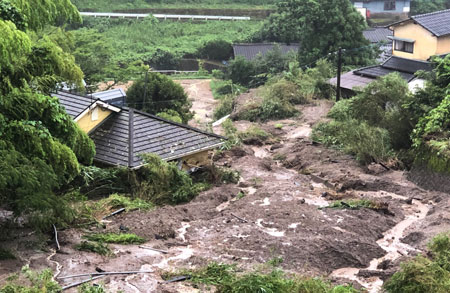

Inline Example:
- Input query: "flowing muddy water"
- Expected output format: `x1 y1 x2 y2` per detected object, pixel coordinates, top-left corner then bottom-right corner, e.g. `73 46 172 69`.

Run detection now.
330 194 430 292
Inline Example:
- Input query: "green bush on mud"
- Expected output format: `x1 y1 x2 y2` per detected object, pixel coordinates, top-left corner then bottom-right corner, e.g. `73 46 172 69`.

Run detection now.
323 199 380 210
0 248 15 260
0 265 61 292
75 241 112 256
384 232 450 293
78 283 106 293
312 119 395 164
238 126 271 145
168 262 360 293
84 233 146 244
132 154 204 205
214 94 235 120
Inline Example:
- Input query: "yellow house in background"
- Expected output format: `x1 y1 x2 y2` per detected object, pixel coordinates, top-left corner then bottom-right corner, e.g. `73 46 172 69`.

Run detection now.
389 9 450 61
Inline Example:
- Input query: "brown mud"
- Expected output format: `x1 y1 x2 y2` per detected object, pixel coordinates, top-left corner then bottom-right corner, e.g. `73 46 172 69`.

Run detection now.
1 87 449 292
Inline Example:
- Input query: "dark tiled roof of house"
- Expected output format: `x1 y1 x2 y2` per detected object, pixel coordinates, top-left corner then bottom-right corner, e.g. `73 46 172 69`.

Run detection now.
54 91 95 118
54 91 225 168
381 56 432 73
329 71 374 90
233 43 300 61
354 65 415 81
411 9 450 37
363 27 393 43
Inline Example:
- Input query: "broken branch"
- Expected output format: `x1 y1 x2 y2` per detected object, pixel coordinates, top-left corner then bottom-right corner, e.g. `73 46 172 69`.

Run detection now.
57 270 153 280
139 245 168 254
61 275 104 290
231 213 248 223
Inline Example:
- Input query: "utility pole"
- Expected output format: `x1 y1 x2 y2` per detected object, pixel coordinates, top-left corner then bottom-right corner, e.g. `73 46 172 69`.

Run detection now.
336 48 342 102
142 70 149 109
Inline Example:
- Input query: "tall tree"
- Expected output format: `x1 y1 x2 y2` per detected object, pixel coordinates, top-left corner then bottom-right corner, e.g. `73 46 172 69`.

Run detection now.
253 0 374 66
0 0 95 229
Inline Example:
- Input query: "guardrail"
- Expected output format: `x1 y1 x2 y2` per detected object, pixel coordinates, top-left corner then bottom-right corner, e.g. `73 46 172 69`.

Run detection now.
80 12 251 21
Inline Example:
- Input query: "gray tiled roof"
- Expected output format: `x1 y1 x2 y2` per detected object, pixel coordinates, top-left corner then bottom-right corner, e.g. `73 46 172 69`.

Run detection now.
412 9 450 37
92 88 126 101
54 91 225 168
53 91 95 119
233 43 300 61
329 71 374 91
354 65 415 81
363 27 393 43
381 56 432 73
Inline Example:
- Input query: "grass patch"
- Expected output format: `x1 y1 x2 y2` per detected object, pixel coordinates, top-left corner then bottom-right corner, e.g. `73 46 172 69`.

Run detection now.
0 247 16 260
83 233 146 244
384 232 450 293
165 262 360 293
321 199 383 210
0 266 61 292
274 123 283 129
75 241 112 256
238 126 271 145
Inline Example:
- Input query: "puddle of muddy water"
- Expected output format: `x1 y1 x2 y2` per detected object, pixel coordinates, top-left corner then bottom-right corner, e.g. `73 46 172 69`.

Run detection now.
330 198 430 293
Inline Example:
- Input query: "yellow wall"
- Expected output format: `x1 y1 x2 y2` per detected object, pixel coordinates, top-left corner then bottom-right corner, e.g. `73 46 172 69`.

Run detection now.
76 106 113 133
436 35 450 55
181 151 211 170
392 21 437 60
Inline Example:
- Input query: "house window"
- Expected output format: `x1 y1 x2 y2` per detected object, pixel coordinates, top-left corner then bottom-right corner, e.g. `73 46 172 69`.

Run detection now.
384 0 396 11
394 40 414 53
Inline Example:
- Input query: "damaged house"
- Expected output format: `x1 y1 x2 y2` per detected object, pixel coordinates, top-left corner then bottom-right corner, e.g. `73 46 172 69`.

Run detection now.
53 91 225 170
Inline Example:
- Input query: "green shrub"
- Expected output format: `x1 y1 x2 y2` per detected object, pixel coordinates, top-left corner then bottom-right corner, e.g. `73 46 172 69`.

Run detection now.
132 154 203 204
214 95 235 120
227 56 257 87
197 39 233 61
259 95 298 121
75 241 112 256
156 109 183 123
265 78 305 105
172 262 360 293
0 247 15 260
220 119 241 150
312 119 394 164
384 233 450 293
83 233 146 244
238 126 271 145
149 49 180 70
0 266 61 292
78 283 106 293
327 99 353 121
322 199 381 210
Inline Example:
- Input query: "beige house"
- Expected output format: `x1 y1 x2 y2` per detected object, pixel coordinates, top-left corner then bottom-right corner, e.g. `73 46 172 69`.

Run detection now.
388 9 450 60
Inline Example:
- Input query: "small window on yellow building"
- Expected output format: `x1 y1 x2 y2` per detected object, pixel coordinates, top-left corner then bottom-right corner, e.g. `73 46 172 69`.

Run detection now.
394 40 414 53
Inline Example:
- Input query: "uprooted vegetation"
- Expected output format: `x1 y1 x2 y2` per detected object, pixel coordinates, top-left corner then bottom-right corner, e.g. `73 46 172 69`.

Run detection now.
383 233 450 293
164 262 360 293
238 125 273 145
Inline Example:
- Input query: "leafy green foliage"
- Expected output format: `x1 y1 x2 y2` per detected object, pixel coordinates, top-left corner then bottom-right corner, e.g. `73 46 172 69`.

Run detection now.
84 233 146 244
384 233 450 293
254 0 374 66
72 17 261 81
0 248 15 260
132 154 203 204
411 0 450 15
75 241 112 256
126 72 193 123
156 109 183 123
197 39 233 61
10 0 81 30
0 1 95 231
238 126 271 145
323 199 381 210
172 262 359 293
312 119 394 164
0 265 61 292
0 0 27 30
219 119 241 150
78 283 106 293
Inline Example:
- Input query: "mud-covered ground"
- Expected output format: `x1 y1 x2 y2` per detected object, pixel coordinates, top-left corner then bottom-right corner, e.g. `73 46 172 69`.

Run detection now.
1 85 449 292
